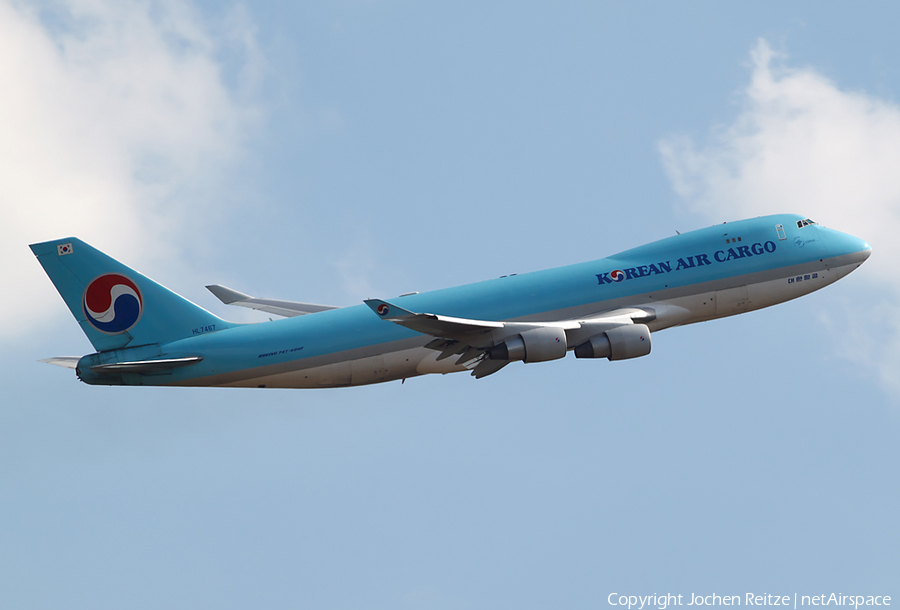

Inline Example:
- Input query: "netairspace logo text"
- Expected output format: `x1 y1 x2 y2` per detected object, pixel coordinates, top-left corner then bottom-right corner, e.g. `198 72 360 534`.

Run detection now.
608 594 892 610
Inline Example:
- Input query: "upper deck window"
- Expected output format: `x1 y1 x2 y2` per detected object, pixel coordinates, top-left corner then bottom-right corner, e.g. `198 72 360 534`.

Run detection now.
796 218 818 228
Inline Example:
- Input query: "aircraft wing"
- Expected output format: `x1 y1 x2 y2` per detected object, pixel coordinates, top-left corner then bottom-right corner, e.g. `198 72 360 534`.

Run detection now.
207 284 339 317
363 299 661 379
364 299 652 339
363 299 506 339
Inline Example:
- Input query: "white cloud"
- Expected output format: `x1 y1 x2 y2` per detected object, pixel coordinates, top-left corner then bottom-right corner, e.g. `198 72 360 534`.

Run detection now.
659 38 900 394
0 0 262 340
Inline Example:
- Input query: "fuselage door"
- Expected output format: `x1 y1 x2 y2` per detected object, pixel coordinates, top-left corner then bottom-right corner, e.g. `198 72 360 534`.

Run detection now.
775 224 787 240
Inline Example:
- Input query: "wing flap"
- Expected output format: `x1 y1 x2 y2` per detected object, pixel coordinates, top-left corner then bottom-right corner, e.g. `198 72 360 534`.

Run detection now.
471 358 510 379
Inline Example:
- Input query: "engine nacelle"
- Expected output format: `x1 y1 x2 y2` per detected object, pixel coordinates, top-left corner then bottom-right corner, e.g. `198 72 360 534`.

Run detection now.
573 324 651 361
488 327 567 363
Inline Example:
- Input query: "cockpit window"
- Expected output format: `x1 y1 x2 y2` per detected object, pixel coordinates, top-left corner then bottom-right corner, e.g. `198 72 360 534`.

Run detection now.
796 218 818 228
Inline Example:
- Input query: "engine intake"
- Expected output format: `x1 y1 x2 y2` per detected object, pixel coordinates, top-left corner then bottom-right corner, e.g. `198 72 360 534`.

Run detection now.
488 327 567 363
574 324 651 360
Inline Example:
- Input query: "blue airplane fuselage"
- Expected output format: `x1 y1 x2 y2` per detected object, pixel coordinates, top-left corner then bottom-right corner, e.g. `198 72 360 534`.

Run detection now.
31 214 869 388
65 214 869 388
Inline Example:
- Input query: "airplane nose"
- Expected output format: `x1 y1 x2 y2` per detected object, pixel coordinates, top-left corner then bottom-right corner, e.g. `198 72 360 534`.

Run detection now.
846 235 872 264
819 227 871 265
859 241 872 261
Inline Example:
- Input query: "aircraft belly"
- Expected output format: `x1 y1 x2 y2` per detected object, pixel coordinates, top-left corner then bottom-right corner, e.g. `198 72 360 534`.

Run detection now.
706 260 846 319
716 285 750 316
746 265 836 310
318 361 352 386
828 260 865 283
622 259 842 326
416 350 470 375
348 349 427 386
350 355 385 385
655 292 717 325
746 274 812 311
219 346 432 388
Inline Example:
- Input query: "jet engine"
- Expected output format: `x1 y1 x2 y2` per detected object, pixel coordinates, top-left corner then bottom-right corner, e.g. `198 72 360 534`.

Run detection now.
573 324 651 360
487 327 567 363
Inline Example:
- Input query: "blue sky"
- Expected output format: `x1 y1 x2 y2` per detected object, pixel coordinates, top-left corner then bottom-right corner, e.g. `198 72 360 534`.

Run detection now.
2 1 898 608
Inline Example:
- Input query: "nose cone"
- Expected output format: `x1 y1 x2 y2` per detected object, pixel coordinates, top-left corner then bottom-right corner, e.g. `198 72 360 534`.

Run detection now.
819 226 871 265
858 241 873 262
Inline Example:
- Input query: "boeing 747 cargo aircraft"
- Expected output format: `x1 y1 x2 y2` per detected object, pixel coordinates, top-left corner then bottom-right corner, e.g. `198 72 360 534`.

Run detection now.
31 214 870 388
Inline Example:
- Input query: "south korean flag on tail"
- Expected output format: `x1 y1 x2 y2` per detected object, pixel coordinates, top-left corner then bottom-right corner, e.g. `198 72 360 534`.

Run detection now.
57 243 73 256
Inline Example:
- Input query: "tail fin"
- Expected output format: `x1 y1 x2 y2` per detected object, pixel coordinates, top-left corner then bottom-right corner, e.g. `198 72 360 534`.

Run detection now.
30 238 230 352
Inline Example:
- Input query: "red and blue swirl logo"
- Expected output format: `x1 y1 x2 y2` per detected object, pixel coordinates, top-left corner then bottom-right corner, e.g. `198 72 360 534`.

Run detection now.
609 269 625 282
376 303 390 316
82 274 143 334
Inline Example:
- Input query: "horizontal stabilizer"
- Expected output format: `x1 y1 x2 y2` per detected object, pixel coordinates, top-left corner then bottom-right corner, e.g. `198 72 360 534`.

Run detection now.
90 356 203 374
206 285 339 317
39 357 80 369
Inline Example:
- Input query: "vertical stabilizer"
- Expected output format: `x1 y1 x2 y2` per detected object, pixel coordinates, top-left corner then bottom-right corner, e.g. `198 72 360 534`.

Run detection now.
30 238 230 352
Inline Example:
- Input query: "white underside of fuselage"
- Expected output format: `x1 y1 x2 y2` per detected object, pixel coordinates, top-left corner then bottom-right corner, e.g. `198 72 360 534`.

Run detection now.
216 260 859 389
